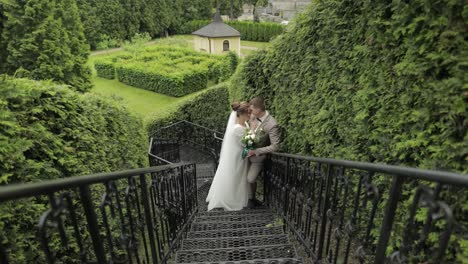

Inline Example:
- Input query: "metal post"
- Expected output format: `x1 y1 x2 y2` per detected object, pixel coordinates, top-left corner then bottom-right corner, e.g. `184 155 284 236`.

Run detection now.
317 165 332 260
79 185 107 264
139 174 159 264
374 176 405 264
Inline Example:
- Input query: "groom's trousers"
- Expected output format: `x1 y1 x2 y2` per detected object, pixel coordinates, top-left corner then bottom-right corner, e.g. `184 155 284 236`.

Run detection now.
247 162 263 199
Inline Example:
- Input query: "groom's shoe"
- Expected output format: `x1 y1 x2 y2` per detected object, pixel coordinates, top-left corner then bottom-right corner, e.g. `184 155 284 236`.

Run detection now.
247 199 256 209
252 198 263 207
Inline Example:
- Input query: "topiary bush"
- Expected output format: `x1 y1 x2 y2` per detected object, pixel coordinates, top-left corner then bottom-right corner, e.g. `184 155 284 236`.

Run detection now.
0 76 148 263
231 0 467 261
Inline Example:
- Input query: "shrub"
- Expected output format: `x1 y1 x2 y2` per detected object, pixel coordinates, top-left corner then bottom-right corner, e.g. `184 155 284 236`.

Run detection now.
0 76 147 262
94 60 116 79
146 82 231 137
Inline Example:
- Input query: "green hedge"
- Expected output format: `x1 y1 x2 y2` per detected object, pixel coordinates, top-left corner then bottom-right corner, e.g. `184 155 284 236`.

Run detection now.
146 82 230 137
0 76 147 263
94 47 237 97
180 20 284 42
231 0 467 262
94 61 116 79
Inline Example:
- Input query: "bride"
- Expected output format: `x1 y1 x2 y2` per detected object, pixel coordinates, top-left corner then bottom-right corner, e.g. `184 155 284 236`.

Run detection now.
206 101 250 211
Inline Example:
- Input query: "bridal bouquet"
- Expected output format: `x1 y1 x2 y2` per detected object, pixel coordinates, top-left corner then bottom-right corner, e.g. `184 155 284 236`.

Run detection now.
240 121 261 159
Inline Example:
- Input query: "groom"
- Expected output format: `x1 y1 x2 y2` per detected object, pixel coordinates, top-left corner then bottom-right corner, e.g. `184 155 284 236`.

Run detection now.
247 97 281 208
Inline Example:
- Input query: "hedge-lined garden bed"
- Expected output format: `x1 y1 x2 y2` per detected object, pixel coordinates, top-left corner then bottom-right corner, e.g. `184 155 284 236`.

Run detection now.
94 47 237 97
180 20 284 42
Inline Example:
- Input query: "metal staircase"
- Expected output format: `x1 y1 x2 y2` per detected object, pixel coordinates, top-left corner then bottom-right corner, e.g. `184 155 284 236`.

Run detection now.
176 208 301 264
174 178 303 264
0 120 466 264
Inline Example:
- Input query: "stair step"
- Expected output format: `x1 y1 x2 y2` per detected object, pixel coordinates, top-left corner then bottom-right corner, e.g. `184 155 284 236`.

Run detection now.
182 234 290 250
191 218 275 231
187 226 284 239
195 213 275 223
176 244 296 263
177 258 303 264
197 208 270 217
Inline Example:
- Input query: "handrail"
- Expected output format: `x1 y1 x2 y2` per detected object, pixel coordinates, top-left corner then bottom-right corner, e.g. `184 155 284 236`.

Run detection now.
0 162 198 264
148 151 174 164
0 163 185 202
151 120 468 185
157 120 223 135
270 152 468 186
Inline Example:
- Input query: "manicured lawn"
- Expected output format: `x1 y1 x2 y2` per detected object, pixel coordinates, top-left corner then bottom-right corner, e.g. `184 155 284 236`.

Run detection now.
91 77 184 119
91 77 216 120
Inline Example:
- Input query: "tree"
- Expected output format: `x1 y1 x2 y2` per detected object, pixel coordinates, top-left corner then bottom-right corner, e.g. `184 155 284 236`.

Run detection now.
0 0 92 92
76 0 103 50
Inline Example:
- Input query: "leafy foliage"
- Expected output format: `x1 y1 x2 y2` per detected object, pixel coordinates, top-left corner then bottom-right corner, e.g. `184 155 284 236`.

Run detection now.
231 0 467 261
76 0 213 49
180 20 284 42
0 0 92 92
0 76 147 262
146 82 231 137
94 46 238 97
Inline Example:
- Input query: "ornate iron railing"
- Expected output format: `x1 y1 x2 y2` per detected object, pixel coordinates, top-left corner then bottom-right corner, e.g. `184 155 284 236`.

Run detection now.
149 121 223 166
0 163 198 264
264 153 468 264
148 138 180 165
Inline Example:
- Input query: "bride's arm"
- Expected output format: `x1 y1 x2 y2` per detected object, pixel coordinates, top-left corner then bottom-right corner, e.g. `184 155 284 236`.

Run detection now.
233 126 246 144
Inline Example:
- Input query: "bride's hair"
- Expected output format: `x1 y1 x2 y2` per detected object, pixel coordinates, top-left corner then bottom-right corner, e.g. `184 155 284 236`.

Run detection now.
231 101 250 116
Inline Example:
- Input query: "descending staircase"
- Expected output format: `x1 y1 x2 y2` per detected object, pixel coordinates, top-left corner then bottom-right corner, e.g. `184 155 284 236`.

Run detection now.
174 181 303 264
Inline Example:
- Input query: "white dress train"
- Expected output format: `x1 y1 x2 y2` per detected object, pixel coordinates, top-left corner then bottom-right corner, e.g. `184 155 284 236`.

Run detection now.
206 112 249 211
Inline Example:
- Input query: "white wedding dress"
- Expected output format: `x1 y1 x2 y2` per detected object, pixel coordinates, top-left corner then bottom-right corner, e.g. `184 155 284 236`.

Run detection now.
206 111 249 211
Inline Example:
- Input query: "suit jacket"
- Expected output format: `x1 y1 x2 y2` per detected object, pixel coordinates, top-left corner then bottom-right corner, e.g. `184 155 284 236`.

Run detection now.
249 114 281 163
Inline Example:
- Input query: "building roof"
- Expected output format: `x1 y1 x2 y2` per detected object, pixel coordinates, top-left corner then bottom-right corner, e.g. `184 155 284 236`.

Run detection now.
192 11 241 38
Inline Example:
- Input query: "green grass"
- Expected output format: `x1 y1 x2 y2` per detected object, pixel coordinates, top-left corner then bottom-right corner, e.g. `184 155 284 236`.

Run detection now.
91 77 184 119
240 40 272 49
91 77 216 121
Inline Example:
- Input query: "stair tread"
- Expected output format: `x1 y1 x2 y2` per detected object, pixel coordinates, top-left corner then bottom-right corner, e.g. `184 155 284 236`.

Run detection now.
197 208 271 216
176 258 303 264
195 213 275 223
176 244 297 263
191 218 276 231
182 234 290 250
187 226 284 239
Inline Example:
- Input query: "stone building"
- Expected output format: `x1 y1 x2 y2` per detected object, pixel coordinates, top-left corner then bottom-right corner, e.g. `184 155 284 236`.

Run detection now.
192 11 241 56
259 0 311 21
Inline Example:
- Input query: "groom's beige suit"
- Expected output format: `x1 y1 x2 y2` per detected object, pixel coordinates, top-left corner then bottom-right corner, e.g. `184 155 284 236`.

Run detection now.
247 112 281 198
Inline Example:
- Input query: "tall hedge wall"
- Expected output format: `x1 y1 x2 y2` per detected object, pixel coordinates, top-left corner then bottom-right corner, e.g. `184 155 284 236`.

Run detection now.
147 82 230 137
230 0 467 261
0 76 147 262
180 20 284 42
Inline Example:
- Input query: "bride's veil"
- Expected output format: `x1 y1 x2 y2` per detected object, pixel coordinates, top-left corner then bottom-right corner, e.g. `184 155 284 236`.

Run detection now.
206 111 240 203
219 111 237 157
